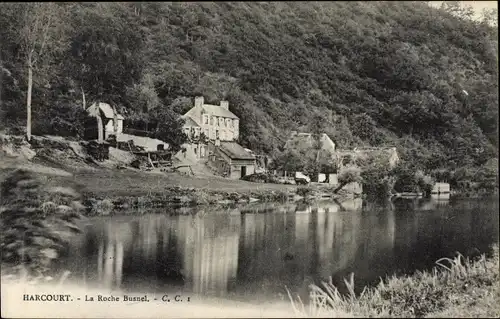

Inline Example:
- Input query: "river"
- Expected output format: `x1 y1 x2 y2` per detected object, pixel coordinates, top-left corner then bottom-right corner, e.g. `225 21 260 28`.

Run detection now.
58 196 499 305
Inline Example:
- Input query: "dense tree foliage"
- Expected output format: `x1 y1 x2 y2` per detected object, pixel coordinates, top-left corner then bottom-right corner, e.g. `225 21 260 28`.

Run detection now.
1 2 497 173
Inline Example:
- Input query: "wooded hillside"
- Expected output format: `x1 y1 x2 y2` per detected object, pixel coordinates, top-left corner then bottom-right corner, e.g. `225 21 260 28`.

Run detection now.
0 2 498 173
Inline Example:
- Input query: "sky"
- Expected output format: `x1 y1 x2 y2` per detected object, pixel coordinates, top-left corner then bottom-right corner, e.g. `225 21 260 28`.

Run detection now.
430 1 498 20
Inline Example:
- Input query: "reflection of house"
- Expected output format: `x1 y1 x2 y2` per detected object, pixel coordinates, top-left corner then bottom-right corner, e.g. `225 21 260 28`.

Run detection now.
86 102 124 139
178 96 256 179
337 198 363 211
179 215 240 297
432 182 450 194
238 213 297 282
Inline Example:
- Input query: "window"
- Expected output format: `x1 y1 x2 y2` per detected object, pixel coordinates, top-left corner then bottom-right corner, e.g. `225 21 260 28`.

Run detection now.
203 115 209 125
210 116 214 126
215 117 219 126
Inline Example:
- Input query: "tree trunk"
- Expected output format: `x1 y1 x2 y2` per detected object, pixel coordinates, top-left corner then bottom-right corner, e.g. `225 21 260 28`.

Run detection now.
94 103 103 143
81 87 86 110
26 63 33 141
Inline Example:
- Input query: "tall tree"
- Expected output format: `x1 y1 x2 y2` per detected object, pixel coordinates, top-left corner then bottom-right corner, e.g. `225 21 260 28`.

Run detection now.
18 3 69 141
69 3 145 108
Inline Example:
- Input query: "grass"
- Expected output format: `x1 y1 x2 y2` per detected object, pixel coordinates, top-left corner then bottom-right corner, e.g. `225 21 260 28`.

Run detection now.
288 245 500 318
70 168 298 197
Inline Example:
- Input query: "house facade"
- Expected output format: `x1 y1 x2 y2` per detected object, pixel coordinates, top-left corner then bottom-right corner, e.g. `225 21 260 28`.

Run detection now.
178 96 256 179
182 96 240 143
180 96 241 161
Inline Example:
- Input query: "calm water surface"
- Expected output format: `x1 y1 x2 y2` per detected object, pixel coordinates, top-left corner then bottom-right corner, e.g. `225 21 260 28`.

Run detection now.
60 196 499 303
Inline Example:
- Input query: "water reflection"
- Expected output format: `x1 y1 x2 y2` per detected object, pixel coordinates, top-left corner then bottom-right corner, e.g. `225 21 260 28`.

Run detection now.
64 197 498 302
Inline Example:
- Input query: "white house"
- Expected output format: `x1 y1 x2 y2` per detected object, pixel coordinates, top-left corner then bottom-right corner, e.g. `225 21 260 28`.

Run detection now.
179 96 241 160
176 96 256 179
182 96 240 142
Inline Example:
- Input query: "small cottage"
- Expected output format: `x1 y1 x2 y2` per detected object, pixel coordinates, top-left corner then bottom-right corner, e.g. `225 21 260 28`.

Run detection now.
209 141 256 179
86 102 124 139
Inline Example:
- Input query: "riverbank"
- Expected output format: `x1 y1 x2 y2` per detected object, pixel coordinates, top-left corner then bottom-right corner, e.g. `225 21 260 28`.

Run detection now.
1 152 352 214
79 170 354 214
289 245 499 318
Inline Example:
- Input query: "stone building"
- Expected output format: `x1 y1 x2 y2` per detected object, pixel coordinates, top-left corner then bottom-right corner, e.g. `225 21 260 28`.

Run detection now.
182 96 240 143
178 96 255 179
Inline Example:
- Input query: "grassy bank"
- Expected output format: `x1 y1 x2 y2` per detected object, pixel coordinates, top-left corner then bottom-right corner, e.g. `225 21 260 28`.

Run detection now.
1 154 352 215
289 246 499 318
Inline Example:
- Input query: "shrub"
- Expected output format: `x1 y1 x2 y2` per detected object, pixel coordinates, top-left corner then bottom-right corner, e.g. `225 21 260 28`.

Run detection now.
0 169 83 276
296 186 312 197
290 246 500 318
241 173 280 184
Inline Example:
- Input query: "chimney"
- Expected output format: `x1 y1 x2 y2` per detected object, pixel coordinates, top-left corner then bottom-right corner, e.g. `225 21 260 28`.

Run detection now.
195 96 204 108
220 100 229 110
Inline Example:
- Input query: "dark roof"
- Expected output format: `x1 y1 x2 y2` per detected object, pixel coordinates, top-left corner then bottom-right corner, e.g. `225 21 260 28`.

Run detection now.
219 142 255 160
86 102 124 119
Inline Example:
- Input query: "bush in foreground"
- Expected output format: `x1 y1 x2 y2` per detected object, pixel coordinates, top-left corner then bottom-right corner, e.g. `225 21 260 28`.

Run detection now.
289 246 499 318
0 169 84 277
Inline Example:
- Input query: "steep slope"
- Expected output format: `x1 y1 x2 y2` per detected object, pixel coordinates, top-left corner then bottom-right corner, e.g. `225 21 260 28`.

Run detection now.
0 2 498 173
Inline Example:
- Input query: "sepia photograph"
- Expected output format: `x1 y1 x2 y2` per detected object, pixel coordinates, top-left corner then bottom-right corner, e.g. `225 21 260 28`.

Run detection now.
0 1 498 318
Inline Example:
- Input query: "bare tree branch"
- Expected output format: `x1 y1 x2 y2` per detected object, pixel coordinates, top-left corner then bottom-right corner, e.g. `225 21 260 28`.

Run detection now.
37 11 53 60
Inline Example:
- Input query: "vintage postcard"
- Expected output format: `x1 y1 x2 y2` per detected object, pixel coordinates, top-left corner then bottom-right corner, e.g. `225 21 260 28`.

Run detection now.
1 1 498 318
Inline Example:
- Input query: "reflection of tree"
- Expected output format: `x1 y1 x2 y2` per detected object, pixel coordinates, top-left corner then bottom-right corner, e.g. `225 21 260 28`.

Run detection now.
79 214 241 294
95 223 130 290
